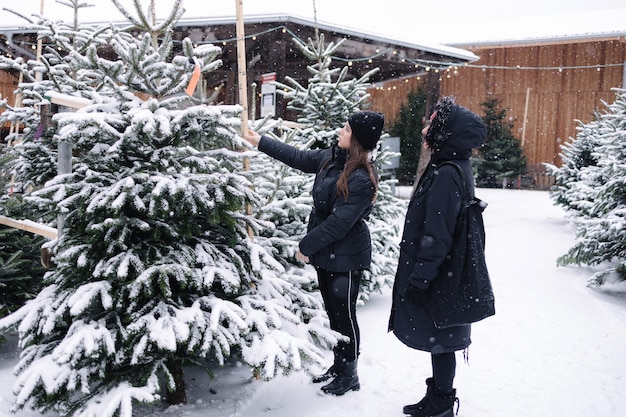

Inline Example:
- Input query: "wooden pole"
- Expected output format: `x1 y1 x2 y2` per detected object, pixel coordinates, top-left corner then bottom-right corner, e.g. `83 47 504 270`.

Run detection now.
35 0 45 81
521 87 530 148
8 72 24 147
234 0 253 240
0 215 57 239
412 70 440 194
235 0 249 136
519 87 531 189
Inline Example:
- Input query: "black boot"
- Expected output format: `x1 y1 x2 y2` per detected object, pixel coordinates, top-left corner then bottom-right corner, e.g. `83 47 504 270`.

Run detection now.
408 386 459 417
403 377 434 414
312 351 340 383
320 359 359 395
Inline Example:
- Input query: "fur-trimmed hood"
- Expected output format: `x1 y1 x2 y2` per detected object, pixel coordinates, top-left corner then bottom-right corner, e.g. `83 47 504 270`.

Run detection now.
424 96 487 161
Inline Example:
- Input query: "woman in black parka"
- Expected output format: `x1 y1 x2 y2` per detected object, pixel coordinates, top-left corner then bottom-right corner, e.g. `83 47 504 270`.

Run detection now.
389 97 486 417
244 111 384 396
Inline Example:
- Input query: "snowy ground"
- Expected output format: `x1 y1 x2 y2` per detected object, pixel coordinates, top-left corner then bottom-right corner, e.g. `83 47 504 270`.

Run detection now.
1 187 625 417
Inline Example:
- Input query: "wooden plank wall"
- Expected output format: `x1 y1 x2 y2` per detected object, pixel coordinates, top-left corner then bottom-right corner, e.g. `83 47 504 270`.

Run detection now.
367 38 626 189
0 71 17 104
368 75 427 125
0 71 19 129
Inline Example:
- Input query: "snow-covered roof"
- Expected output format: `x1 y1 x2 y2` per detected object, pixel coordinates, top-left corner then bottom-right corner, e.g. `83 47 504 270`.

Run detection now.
0 11 479 63
449 30 626 48
442 8 626 46
177 13 479 62
2 2 624 55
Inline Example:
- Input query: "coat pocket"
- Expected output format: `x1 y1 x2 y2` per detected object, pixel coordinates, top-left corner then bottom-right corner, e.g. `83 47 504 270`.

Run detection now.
396 246 417 291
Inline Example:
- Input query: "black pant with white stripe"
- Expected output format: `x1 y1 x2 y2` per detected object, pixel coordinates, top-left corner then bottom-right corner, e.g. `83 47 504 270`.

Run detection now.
317 268 362 362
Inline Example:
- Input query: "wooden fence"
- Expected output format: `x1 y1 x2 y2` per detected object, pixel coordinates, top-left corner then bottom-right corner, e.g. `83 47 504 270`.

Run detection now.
368 37 626 189
0 70 18 129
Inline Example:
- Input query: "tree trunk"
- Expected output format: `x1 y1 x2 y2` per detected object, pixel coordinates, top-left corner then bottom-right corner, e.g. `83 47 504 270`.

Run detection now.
165 358 187 405
412 71 440 193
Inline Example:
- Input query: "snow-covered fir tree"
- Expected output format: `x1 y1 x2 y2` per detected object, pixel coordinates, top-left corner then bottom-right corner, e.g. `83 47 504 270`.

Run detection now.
545 111 604 217
388 87 428 185
0 1 337 416
473 97 527 188
257 29 405 303
273 32 376 149
245 121 314 263
0 195 48 320
547 88 626 286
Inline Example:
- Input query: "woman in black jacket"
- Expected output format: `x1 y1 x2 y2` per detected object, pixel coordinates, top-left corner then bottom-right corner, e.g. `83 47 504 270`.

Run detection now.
388 97 486 417
243 111 384 396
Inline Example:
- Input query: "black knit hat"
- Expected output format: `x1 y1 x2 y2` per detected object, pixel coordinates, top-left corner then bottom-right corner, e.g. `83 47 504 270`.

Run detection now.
348 111 385 150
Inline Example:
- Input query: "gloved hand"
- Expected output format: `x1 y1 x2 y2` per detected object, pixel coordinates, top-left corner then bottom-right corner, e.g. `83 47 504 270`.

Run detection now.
404 284 428 306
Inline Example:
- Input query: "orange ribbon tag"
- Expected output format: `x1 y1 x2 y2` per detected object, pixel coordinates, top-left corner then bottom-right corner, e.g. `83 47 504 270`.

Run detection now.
186 57 201 96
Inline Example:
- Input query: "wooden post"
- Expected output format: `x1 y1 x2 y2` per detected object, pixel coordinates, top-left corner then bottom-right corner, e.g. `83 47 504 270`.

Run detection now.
0 215 57 239
235 0 249 136
519 87 531 189
234 0 254 240
521 87 530 148
44 91 92 236
8 72 23 143
412 70 440 193
35 0 45 82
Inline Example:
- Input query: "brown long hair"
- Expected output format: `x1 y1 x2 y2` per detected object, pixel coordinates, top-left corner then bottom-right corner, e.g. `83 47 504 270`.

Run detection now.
337 136 379 203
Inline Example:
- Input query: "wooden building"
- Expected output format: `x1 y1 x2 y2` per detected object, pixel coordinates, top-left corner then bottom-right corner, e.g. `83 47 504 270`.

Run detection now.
0 14 476 128
369 34 626 189
0 70 16 110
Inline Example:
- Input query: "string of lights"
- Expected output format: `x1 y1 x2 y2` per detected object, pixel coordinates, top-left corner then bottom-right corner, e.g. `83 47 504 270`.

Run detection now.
405 59 625 72
1 22 623 72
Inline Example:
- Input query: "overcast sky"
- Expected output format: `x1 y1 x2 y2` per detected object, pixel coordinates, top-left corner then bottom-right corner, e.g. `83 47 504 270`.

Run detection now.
2 0 626 44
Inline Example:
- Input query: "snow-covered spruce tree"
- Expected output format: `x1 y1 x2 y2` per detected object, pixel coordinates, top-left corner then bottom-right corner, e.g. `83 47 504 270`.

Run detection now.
0 195 48 320
246 121 314 263
0 103 50 325
389 87 427 185
552 88 626 285
473 97 527 188
265 30 405 303
244 120 327 316
0 2 336 416
273 32 375 150
545 112 604 217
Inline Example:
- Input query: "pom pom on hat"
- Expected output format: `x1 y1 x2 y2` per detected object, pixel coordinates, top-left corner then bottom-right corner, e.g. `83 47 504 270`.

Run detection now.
348 111 385 150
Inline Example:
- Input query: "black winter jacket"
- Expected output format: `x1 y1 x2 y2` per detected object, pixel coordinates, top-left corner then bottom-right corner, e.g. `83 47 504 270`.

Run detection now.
388 100 486 353
258 137 376 272
388 157 473 353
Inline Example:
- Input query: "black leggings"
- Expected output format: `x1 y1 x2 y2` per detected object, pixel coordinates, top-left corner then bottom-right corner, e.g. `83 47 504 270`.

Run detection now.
317 268 361 361
431 352 456 392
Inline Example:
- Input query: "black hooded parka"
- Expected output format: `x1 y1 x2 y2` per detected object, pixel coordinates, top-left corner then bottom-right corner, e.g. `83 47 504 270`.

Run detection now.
258 136 376 272
388 101 487 353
